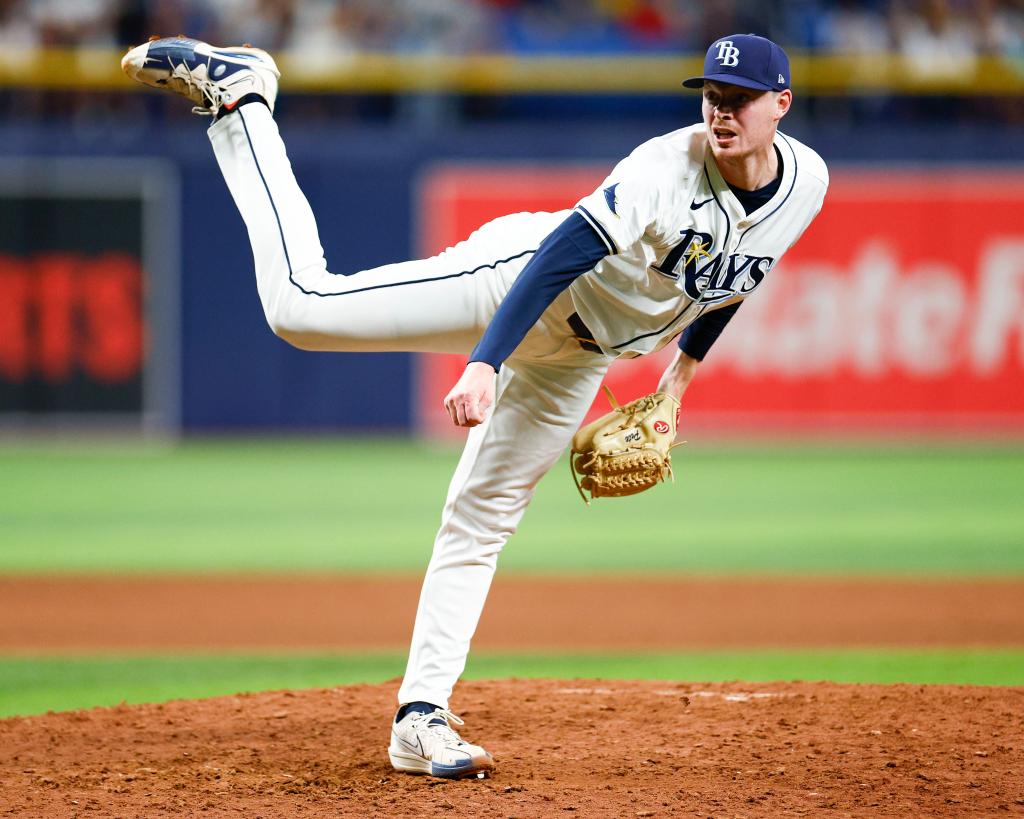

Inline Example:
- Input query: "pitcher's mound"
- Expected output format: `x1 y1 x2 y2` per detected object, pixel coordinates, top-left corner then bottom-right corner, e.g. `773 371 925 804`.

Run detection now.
2 679 1021 817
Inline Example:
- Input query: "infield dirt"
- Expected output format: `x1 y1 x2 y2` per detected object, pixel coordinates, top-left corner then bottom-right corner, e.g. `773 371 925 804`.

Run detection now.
3 575 1024 651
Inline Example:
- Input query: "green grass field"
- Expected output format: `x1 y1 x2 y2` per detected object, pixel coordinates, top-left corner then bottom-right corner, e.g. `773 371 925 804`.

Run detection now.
2 439 1022 574
1 439 1022 716
2 650 1023 718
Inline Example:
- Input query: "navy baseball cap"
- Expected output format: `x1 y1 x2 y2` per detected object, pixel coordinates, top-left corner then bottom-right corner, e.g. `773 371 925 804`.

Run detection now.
683 34 790 92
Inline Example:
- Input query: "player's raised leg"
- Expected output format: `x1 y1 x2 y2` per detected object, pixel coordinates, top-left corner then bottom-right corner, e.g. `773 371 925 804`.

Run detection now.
207 101 559 355
122 36 561 356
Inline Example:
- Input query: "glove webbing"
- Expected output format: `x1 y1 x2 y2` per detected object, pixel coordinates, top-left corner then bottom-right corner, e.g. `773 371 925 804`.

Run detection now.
580 454 668 498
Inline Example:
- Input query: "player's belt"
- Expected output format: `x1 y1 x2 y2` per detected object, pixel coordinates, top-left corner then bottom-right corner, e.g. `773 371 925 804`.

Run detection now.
567 312 603 354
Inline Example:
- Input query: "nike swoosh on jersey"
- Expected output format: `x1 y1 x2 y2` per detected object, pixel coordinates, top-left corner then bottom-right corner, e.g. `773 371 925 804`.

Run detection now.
690 197 714 210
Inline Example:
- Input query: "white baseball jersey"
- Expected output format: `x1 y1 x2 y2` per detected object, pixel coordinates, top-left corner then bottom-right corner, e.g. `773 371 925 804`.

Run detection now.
572 124 828 357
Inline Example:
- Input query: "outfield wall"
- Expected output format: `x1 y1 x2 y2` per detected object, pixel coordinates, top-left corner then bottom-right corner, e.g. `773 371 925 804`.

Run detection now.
0 121 1021 435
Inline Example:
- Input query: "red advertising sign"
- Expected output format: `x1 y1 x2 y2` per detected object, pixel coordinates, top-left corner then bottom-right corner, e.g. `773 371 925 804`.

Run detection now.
0 253 143 386
416 165 1024 435
0 191 148 417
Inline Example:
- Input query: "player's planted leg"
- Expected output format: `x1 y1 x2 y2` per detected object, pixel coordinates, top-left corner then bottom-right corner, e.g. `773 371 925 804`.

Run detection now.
396 359 608 719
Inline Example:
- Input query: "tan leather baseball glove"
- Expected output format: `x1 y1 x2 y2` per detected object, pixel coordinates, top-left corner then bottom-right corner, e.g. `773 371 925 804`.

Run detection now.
569 387 682 504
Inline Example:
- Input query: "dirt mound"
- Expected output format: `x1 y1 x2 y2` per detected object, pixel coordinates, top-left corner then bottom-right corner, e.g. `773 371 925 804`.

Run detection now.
1 679 1022 817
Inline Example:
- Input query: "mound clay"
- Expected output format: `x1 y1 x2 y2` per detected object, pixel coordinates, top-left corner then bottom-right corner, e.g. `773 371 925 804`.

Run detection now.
2 678 1022 817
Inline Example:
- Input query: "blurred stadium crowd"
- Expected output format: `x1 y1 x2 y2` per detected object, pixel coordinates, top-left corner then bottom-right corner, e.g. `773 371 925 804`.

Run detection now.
0 0 1021 126
0 0 1021 59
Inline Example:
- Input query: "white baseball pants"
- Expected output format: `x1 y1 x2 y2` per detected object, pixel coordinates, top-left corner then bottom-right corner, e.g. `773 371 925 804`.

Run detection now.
208 103 612 709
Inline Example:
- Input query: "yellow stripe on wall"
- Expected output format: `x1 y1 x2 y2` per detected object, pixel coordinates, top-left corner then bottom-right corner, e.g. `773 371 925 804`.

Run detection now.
1 49 1021 96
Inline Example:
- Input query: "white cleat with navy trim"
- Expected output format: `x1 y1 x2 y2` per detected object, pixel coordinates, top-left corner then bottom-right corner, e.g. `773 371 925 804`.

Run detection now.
120 36 279 116
389 708 495 780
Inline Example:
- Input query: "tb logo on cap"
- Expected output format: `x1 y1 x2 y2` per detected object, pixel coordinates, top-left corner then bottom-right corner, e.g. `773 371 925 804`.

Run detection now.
715 40 740 67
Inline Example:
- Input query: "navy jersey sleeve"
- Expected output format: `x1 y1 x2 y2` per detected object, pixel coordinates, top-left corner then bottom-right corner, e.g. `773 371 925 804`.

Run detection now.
470 211 609 370
677 301 741 361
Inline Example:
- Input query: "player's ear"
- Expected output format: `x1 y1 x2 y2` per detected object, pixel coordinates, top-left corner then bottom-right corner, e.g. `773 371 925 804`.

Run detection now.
774 89 793 121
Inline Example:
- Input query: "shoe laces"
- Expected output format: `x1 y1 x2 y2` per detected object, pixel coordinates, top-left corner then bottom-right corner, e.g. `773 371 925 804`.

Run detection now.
411 708 468 745
164 54 225 116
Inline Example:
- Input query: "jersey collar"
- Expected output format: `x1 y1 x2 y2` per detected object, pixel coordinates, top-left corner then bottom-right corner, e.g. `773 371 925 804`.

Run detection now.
703 132 797 229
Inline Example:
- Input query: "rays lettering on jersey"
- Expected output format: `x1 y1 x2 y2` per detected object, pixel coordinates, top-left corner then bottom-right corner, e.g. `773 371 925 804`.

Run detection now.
652 228 775 304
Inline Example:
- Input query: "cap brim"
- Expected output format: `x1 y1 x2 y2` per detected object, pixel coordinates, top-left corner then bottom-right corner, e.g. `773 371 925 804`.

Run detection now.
682 73 776 91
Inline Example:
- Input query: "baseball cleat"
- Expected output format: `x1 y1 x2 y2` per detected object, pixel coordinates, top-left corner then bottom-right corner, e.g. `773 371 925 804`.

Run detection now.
120 36 279 116
388 707 495 780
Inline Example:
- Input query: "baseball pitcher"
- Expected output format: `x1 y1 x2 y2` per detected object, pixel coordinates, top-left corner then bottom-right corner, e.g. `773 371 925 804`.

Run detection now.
123 32 827 780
